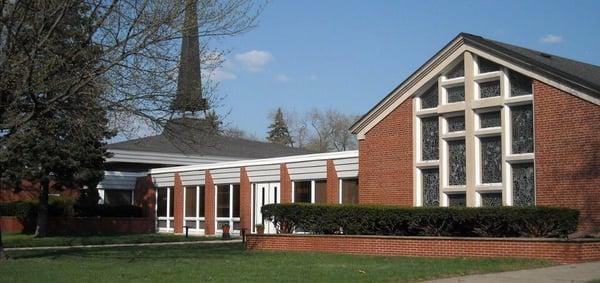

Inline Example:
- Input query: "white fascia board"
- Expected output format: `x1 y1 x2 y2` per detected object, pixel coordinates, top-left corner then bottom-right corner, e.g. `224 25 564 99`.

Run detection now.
353 41 600 140
150 150 359 174
104 171 148 177
107 149 244 165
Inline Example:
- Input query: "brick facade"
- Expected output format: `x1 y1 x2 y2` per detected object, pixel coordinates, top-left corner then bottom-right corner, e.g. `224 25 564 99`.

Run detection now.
359 98 413 205
246 234 600 264
326 160 339 204
204 170 216 235
134 175 155 219
240 167 252 231
280 164 292 203
534 81 600 230
173 173 184 234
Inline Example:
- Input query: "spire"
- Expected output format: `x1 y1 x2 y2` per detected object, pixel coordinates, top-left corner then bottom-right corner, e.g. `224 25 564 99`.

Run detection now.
171 0 208 113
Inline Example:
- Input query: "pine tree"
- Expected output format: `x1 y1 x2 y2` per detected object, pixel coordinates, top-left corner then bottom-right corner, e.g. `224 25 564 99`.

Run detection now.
267 108 293 147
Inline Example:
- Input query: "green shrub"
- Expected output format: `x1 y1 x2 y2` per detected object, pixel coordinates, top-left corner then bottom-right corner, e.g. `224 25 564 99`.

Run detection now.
74 204 143 218
1 201 143 219
261 204 579 238
0 201 37 220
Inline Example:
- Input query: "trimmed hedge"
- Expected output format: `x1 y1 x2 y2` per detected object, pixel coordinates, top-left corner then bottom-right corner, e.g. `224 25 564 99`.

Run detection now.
261 204 579 238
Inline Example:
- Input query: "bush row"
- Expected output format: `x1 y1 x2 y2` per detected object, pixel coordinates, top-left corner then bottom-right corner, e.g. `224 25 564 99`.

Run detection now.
0 201 144 219
261 204 579 238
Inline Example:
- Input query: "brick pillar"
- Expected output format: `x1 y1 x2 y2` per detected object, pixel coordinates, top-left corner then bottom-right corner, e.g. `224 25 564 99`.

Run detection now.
240 167 251 231
134 175 156 219
204 170 215 235
173 173 184 234
326 160 339 204
280 164 292 203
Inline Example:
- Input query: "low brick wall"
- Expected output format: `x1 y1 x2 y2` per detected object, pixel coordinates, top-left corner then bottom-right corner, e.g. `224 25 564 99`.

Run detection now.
0 216 155 235
0 216 26 233
246 234 600 264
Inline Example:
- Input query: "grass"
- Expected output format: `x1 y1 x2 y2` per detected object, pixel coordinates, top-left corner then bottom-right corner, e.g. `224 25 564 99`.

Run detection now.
1 233 226 248
0 242 550 282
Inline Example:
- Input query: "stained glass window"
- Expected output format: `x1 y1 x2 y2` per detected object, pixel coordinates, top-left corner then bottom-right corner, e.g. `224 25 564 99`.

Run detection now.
446 85 465 103
421 117 439 160
446 60 464 79
422 169 439 207
448 140 466 186
511 104 534 154
510 71 532 96
481 192 502 207
420 83 438 109
481 136 502 183
479 80 501 98
448 193 466 207
478 57 500 73
480 111 501 128
513 163 535 206
447 115 465 132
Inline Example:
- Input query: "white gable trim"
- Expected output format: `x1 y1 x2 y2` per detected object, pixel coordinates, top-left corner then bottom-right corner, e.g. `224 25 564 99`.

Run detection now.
353 41 600 140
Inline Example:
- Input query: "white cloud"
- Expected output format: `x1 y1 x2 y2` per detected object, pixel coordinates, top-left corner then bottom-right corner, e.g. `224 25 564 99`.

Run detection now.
274 74 290 82
309 74 318 80
540 34 564 44
234 50 273 72
207 68 237 81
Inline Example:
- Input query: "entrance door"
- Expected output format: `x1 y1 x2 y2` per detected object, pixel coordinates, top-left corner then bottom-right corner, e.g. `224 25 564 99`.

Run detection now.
253 182 280 234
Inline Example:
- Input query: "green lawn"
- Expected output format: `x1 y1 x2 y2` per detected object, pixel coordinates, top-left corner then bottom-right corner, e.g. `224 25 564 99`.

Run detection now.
1 233 227 248
0 242 550 282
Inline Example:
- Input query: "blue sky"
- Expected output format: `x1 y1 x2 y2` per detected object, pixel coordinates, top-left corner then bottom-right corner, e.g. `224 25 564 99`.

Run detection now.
212 0 600 138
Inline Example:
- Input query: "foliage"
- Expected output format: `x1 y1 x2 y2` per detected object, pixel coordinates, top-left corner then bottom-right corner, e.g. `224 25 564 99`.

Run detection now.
262 204 580 238
267 108 294 146
0 201 143 219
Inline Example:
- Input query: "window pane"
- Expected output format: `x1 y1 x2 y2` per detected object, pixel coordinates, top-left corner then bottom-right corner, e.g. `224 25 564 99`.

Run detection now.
158 220 167 228
447 85 465 103
198 220 205 229
422 169 439 207
314 180 327 203
481 192 502 207
420 83 438 109
446 60 464 79
342 179 359 204
511 104 534 154
421 117 439 160
217 221 229 230
232 184 240 217
510 71 532 96
217 185 230 217
198 186 205 217
447 116 465 132
185 220 196 229
104 190 132 206
169 188 174 217
294 181 311 203
448 140 466 186
448 193 466 207
185 187 197 218
481 136 502 183
478 57 500 73
479 80 501 98
513 163 535 206
480 111 501 128
157 188 167 217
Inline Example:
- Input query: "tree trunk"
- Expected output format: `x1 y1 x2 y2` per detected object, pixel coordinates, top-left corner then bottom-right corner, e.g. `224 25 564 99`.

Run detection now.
34 176 50 238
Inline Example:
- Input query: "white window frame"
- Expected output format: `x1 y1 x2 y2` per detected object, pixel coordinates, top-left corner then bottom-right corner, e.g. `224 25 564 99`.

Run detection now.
215 184 241 235
183 185 205 235
414 52 535 208
156 187 174 232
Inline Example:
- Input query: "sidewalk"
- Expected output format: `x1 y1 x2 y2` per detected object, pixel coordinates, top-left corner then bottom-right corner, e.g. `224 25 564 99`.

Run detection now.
425 261 600 283
5 239 242 251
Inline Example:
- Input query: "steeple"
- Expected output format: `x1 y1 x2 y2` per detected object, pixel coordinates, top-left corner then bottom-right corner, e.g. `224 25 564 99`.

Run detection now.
171 0 208 113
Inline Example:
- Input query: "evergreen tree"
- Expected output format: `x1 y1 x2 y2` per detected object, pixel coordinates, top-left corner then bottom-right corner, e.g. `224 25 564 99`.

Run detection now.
267 108 293 146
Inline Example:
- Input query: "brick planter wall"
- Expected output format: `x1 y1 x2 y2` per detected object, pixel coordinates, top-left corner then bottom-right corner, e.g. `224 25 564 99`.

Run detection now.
0 216 154 235
246 234 600 264
0 216 26 233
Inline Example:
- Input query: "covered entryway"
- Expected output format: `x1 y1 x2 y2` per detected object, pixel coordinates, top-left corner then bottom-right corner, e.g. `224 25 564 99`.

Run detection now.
252 182 280 234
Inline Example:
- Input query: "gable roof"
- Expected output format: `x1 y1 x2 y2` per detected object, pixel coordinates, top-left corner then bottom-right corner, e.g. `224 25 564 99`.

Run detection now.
350 33 600 138
107 118 311 159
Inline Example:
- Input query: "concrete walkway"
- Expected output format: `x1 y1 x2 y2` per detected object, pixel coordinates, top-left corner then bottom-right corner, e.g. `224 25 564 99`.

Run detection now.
425 261 600 283
5 239 242 251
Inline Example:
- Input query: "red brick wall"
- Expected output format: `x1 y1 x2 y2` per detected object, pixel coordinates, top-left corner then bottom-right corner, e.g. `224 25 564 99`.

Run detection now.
240 167 252 231
358 98 413 205
326 160 339 204
0 216 154 235
246 234 600 264
173 173 184 234
1 180 80 203
280 164 292 203
0 216 26 233
534 81 600 230
204 170 215 235
134 175 155 218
